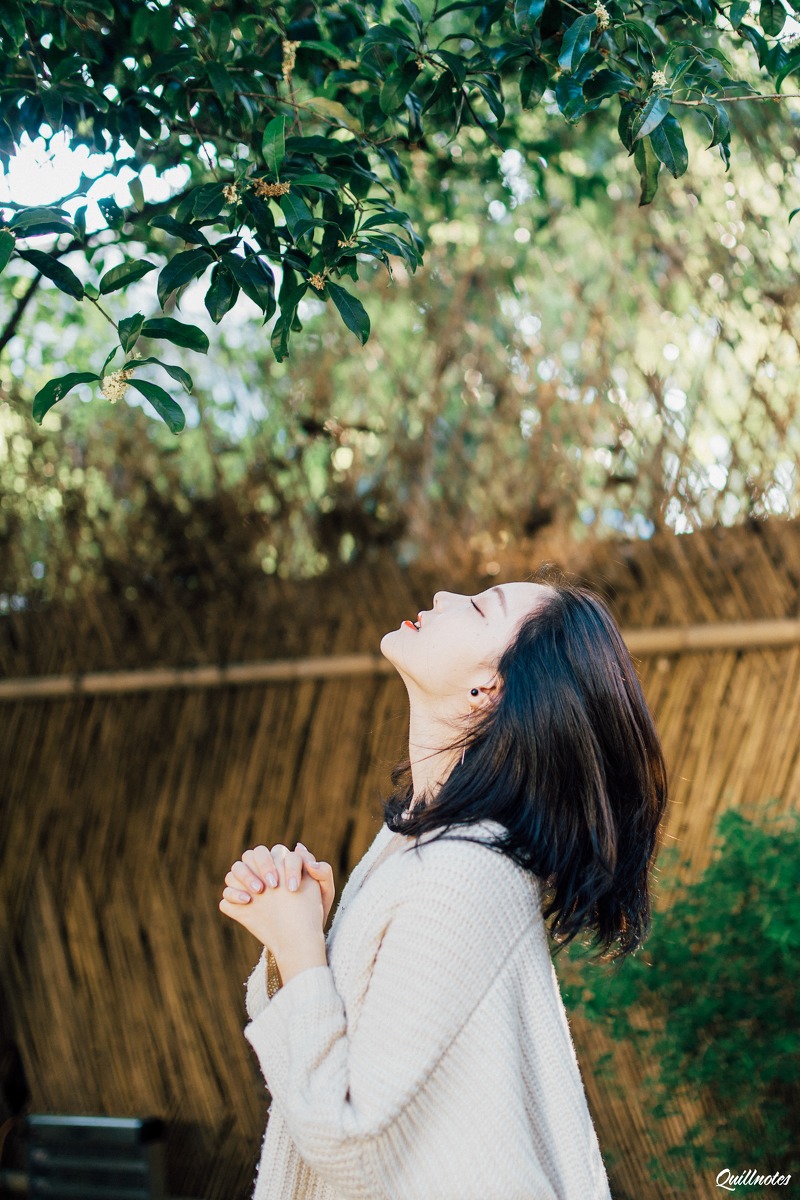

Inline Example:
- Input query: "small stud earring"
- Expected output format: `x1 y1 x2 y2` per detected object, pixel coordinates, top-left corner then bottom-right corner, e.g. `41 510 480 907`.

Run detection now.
470 687 479 696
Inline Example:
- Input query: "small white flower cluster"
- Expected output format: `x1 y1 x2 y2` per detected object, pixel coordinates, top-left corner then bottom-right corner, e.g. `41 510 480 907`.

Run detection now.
100 366 135 404
652 68 668 88
223 183 240 204
594 1 610 29
783 30 800 48
282 39 300 85
252 178 291 198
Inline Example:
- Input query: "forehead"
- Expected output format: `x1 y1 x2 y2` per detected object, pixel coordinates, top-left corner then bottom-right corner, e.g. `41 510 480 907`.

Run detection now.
481 581 555 615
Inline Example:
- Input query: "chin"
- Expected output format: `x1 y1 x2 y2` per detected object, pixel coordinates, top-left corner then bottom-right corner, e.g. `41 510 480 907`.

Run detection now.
379 629 398 660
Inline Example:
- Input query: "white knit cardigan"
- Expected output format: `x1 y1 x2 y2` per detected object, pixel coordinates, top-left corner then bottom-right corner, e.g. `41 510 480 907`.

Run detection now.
242 817 614 1200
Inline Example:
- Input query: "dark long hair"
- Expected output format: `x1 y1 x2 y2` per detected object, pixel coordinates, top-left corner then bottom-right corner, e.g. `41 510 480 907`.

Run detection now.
382 564 669 963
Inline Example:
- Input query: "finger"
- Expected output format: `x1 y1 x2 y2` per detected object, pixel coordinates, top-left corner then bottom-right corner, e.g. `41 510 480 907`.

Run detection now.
225 871 259 899
231 858 265 894
222 885 252 904
294 842 317 865
251 844 279 889
281 849 304 892
269 844 290 886
304 858 332 882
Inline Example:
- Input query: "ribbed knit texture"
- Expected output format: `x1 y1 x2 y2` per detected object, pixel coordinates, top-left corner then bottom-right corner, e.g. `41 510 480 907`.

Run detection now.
242 818 614 1200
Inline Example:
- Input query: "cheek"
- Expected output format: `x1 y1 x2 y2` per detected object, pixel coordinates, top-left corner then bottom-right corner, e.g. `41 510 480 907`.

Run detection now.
418 628 489 689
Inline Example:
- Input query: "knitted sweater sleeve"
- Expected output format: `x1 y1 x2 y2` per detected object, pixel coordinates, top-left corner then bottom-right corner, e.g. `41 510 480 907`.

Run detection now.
243 836 532 1198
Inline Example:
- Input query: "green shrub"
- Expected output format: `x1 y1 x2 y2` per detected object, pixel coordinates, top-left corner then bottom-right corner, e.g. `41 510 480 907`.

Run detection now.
560 799 799 1191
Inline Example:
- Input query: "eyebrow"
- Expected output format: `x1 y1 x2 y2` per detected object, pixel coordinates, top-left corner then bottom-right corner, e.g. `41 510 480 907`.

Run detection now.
491 585 507 615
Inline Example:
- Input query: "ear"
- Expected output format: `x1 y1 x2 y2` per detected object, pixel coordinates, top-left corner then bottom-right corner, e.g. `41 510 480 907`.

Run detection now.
475 675 501 707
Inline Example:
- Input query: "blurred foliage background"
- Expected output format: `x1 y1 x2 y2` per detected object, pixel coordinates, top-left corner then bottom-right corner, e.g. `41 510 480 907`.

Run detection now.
2 91 800 603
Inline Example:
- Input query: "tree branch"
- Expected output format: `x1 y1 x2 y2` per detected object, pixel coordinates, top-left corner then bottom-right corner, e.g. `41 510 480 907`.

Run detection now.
0 272 42 359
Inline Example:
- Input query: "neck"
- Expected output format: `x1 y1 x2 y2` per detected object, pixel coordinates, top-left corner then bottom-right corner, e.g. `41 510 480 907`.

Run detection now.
406 694 465 810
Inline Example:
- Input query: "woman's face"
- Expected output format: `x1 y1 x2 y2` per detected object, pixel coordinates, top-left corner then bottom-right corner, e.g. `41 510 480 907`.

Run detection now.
380 582 555 698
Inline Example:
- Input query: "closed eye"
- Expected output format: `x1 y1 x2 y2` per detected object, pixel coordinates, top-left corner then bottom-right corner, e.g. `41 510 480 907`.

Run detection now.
471 598 484 617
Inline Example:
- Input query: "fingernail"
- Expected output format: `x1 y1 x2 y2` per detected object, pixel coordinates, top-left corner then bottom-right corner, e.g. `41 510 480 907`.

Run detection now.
251 879 263 892
238 892 251 902
288 877 298 892
267 873 277 888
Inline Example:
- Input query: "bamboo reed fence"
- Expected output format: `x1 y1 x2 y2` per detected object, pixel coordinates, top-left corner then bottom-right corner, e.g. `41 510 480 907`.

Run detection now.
1 515 798 1200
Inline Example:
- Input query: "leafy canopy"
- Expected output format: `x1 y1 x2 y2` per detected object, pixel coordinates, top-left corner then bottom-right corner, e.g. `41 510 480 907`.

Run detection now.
1 0 799 430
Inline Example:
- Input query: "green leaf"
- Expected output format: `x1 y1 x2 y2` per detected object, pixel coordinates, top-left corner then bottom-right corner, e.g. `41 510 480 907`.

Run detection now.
0 6 26 51
98 197 125 230
156 248 213 307
737 22 770 67
101 345 121 376
141 317 209 353
776 47 800 91
128 378 186 433
207 61 234 107
360 24 416 52
303 97 361 131
8 206 74 236
729 0 750 25
759 0 785 35
558 13 597 72
270 283 307 361
204 262 239 323
209 11 231 55
514 0 547 33
648 113 688 177
18 249 84 299
191 183 228 221
262 114 286 178
99 258 156 295
434 49 467 86
520 58 548 107
555 75 588 121
41 87 63 130
123 356 193 393
129 176 145 211
634 135 661 205
0 229 15 274
281 192 316 240
583 68 634 100
149 215 210 245
326 281 370 345
118 312 145 354
398 0 424 32
699 100 730 147
32 372 99 423
630 91 672 143
288 173 339 191
380 62 421 114
222 252 276 317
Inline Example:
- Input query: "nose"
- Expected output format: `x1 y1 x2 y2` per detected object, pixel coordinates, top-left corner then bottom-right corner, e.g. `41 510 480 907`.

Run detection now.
432 591 458 610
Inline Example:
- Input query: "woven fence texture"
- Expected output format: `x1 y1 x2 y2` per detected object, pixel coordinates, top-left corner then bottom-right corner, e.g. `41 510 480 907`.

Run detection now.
1 515 798 1200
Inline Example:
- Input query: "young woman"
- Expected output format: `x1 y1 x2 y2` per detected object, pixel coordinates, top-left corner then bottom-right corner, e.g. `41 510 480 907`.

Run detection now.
219 566 668 1200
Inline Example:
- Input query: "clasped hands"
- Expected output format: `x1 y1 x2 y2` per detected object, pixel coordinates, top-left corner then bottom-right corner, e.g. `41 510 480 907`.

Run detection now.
219 842 336 984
